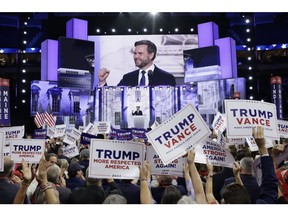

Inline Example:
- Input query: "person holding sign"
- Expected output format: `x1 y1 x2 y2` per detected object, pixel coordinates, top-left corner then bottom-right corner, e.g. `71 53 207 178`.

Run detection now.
186 149 207 204
221 126 278 204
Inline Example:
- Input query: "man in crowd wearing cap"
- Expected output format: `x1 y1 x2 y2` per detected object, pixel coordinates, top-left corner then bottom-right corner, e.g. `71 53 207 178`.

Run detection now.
65 162 86 191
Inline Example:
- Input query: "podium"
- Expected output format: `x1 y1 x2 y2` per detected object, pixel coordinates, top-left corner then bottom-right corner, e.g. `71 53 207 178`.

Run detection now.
133 116 146 128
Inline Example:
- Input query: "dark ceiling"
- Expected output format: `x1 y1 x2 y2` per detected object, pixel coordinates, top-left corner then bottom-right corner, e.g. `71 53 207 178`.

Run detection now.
0 12 288 48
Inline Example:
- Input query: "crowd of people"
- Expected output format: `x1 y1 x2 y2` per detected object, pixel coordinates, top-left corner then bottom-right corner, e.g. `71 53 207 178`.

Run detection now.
1 126 288 205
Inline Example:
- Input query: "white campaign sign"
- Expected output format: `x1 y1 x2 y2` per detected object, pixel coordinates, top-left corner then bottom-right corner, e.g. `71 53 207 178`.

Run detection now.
83 123 95 135
0 132 4 171
10 139 45 163
146 103 211 165
94 121 111 134
88 139 145 179
278 120 288 138
54 124 66 138
62 143 79 158
225 99 279 140
63 133 77 145
194 138 235 168
246 137 259 152
70 128 82 140
0 125 25 140
212 112 226 135
146 146 185 177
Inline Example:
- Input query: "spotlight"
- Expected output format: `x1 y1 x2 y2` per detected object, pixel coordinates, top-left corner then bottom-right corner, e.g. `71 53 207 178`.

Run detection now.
22 79 26 83
175 28 178 32
249 96 253 100
248 66 252 70
22 100 26 103
96 29 100 33
159 28 163 32
143 28 147 32
22 89 26 93
249 86 253 90
248 76 253 80
23 31 27 34
190 28 194 32
128 28 131 32
245 19 250 24
111 28 116 33
246 29 250 33
22 69 26 73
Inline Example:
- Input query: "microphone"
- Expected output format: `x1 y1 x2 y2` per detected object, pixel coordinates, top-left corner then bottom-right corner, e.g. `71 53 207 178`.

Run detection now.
148 70 153 86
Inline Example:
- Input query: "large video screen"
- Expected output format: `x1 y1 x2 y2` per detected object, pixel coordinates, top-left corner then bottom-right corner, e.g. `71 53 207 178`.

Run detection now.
88 34 198 86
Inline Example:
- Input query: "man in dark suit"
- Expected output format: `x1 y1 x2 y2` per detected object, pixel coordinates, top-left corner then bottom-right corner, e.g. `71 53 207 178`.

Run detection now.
0 157 29 204
132 106 143 116
220 157 260 204
98 40 176 87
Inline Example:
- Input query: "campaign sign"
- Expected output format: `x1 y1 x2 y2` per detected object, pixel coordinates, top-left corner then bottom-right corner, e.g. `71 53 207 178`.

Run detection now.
10 139 45 163
194 138 235 168
131 128 148 139
146 146 185 177
116 129 133 141
146 103 211 165
88 139 145 179
46 126 55 138
226 137 245 146
278 120 288 138
34 129 47 139
83 123 95 135
62 143 79 158
0 132 4 171
217 133 227 148
94 121 111 134
63 133 77 145
225 100 279 140
78 126 85 134
246 137 259 152
54 124 66 138
80 132 98 145
0 125 25 140
70 128 82 140
212 112 226 135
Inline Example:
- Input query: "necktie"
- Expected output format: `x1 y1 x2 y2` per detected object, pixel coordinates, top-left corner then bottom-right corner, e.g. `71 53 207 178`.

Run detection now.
139 70 146 86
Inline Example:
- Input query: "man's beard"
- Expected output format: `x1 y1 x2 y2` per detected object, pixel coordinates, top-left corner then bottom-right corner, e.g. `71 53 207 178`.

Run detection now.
134 58 150 68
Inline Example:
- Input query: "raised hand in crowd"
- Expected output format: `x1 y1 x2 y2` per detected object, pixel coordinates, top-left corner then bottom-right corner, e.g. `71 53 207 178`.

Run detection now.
232 161 243 186
186 149 207 204
140 161 154 204
205 159 218 204
183 162 195 200
252 126 278 204
252 126 268 156
13 159 32 204
35 156 60 204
